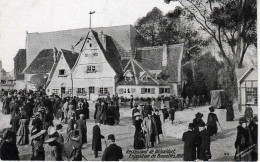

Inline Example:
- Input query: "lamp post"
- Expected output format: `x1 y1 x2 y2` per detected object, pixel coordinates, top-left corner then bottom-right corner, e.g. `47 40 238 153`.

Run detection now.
89 11 96 28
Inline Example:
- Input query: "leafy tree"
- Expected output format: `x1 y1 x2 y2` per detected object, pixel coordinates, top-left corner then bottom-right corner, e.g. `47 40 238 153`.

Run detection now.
165 0 257 98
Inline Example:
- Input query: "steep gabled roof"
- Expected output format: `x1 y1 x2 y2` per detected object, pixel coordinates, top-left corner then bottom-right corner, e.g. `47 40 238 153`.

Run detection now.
135 44 184 83
118 59 169 86
24 49 55 74
61 49 79 69
13 49 26 80
91 30 123 75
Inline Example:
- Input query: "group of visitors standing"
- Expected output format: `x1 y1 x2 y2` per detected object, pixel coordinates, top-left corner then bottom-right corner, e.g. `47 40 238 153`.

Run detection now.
0 89 124 161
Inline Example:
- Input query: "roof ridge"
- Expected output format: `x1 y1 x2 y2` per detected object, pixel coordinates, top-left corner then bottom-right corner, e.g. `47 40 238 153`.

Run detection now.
27 24 133 35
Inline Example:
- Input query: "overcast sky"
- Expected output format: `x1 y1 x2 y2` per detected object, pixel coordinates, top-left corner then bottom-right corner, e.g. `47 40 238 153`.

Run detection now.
0 0 179 72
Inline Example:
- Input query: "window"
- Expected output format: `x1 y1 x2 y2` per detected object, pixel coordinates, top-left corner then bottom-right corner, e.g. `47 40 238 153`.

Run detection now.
87 65 96 73
52 89 59 94
100 87 108 94
90 43 92 47
128 89 131 93
77 88 85 94
141 88 155 94
246 88 257 104
59 69 65 75
85 53 88 57
93 52 98 56
89 87 95 93
68 89 72 94
159 88 171 94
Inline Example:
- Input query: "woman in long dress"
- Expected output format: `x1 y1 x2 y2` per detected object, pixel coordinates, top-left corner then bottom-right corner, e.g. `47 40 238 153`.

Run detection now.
133 112 145 149
16 115 30 145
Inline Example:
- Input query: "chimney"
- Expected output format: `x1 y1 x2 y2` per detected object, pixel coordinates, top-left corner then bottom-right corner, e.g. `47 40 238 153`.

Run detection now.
99 31 106 50
162 44 167 66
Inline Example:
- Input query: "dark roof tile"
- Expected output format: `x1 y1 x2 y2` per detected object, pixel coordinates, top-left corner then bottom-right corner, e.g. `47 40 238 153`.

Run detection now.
61 49 79 69
24 49 54 74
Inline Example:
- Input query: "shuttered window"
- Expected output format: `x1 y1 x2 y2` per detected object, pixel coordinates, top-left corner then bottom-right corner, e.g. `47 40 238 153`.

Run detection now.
131 88 136 93
141 88 155 94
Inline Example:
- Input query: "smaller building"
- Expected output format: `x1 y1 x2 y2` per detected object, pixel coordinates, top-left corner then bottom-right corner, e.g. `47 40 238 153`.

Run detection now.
238 67 258 114
46 49 79 97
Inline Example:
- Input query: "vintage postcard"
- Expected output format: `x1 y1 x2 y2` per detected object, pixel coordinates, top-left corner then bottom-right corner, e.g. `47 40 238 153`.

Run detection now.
0 0 258 161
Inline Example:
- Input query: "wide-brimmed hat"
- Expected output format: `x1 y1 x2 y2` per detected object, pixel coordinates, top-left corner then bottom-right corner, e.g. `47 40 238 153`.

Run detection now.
48 126 57 136
30 130 46 140
79 114 85 117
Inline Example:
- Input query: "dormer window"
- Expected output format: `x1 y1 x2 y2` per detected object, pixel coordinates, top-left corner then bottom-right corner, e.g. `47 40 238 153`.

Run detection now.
93 52 98 56
124 70 134 81
59 69 66 76
87 65 96 73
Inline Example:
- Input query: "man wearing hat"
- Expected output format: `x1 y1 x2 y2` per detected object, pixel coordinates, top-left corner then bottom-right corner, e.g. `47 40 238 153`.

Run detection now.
234 117 251 161
64 130 82 161
76 114 87 145
197 122 211 161
102 134 123 161
30 129 46 160
182 123 196 161
207 106 219 136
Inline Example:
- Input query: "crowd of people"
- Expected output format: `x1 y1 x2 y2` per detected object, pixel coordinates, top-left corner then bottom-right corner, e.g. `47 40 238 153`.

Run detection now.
0 89 123 161
0 88 258 161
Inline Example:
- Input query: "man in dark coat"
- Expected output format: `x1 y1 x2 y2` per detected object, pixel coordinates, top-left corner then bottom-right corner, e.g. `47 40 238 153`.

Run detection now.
101 101 108 125
132 103 140 125
92 122 104 158
169 107 175 124
130 95 134 109
76 114 87 145
182 123 196 161
0 130 19 160
64 130 82 161
153 110 162 143
102 134 123 161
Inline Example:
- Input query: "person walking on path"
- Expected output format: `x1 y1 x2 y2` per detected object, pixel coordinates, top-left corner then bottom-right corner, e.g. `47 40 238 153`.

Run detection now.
226 101 235 121
0 130 20 160
76 114 87 145
92 122 104 158
133 112 145 149
102 134 123 161
207 106 219 136
182 123 196 161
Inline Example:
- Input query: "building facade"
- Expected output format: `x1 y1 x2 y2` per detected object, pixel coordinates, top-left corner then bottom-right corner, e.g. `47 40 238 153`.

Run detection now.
238 67 258 114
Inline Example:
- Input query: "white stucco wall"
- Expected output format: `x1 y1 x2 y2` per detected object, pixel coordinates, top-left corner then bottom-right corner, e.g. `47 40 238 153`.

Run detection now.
116 85 172 98
46 54 73 96
72 32 116 100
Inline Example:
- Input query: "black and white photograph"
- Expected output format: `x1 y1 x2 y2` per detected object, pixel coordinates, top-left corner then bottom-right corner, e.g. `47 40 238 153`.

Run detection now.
0 0 258 161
